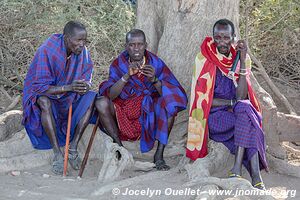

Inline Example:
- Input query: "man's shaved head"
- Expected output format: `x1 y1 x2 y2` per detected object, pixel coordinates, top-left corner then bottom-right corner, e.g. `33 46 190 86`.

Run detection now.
213 18 235 36
63 21 86 37
126 29 146 43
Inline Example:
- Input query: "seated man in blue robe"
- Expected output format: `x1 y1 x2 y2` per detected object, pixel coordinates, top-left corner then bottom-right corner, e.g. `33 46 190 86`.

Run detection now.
22 21 96 175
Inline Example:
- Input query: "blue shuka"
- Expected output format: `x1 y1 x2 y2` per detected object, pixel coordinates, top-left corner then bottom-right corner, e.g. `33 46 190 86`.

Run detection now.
22 34 96 149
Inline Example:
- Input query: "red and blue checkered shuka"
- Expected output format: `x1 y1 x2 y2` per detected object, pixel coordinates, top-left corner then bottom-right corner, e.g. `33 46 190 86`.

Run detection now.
99 50 188 153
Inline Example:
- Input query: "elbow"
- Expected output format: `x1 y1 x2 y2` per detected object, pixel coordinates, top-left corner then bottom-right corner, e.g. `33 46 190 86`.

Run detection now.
108 93 115 100
108 91 117 101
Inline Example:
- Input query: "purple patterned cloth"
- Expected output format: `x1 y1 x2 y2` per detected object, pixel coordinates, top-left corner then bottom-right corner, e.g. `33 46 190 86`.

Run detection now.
208 69 268 172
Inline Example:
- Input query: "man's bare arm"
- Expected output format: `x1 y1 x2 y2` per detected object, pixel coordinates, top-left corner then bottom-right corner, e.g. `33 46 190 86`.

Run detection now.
235 40 248 100
109 74 130 100
44 80 89 95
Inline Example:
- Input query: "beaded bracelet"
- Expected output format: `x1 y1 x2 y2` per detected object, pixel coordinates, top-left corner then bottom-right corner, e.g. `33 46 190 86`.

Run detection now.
239 72 248 76
152 76 159 84
121 76 128 83
230 99 237 106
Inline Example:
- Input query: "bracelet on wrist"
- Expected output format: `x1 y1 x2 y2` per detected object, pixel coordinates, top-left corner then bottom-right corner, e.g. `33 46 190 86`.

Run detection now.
121 76 128 83
152 76 159 84
230 99 236 106
239 72 248 76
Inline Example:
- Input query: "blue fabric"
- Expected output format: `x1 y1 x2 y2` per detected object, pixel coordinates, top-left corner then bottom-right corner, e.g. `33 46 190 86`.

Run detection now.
25 91 96 149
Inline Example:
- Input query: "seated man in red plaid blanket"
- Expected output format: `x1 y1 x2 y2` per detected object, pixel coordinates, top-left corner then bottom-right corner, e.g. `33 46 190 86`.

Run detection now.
96 29 187 170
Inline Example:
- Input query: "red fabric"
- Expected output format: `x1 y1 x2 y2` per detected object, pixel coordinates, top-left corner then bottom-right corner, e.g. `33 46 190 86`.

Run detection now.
114 95 143 141
186 37 261 160
201 37 261 112
114 75 145 141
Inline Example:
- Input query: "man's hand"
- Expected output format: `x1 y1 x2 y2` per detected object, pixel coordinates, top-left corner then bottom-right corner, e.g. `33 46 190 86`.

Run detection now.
128 62 140 76
71 79 89 95
236 40 247 64
141 65 156 82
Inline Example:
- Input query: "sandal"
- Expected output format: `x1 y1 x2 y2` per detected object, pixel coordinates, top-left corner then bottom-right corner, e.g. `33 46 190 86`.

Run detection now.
253 182 266 190
154 160 170 171
68 149 82 170
228 171 242 178
52 157 64 175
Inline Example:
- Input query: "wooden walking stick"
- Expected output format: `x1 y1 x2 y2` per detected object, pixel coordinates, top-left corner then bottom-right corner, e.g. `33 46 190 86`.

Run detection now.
63 105 73 177
78 116 100 178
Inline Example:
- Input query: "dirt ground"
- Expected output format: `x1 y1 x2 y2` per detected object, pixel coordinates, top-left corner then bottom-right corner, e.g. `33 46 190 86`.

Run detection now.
0 154 299 200
0 93 299 200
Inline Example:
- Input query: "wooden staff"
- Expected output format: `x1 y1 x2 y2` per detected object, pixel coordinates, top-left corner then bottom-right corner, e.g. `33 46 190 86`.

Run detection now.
63 105 73 177
78 116 100 178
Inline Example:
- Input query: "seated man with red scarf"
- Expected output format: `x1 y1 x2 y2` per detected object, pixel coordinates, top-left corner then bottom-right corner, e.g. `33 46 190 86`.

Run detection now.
96 29 187 170
186 19 268 190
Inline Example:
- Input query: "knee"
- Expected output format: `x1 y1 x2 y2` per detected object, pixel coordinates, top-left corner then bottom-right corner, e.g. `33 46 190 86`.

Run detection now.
234 100 252 113
95 96 110 114
37 96 51 111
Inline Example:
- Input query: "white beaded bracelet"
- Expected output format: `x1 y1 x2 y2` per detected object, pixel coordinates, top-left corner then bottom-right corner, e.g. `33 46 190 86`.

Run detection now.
121 76 128 83
239 72 248 76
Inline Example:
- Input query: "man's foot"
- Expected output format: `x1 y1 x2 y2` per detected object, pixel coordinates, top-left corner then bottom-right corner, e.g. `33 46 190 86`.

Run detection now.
253 181 266 190
154 160 170 171
52 155 64 175
251 173 265 190
228 166 242 178
68 149 81 170
228 170 242 178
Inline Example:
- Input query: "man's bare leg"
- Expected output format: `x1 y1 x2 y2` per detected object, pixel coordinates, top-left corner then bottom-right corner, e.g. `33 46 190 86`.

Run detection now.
68 99 95 169
250 152 265 189
95 96 122 146
230 146 245 177
69 100 95 150
96 96 176 167
37 96 64 174
154 116 175 171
